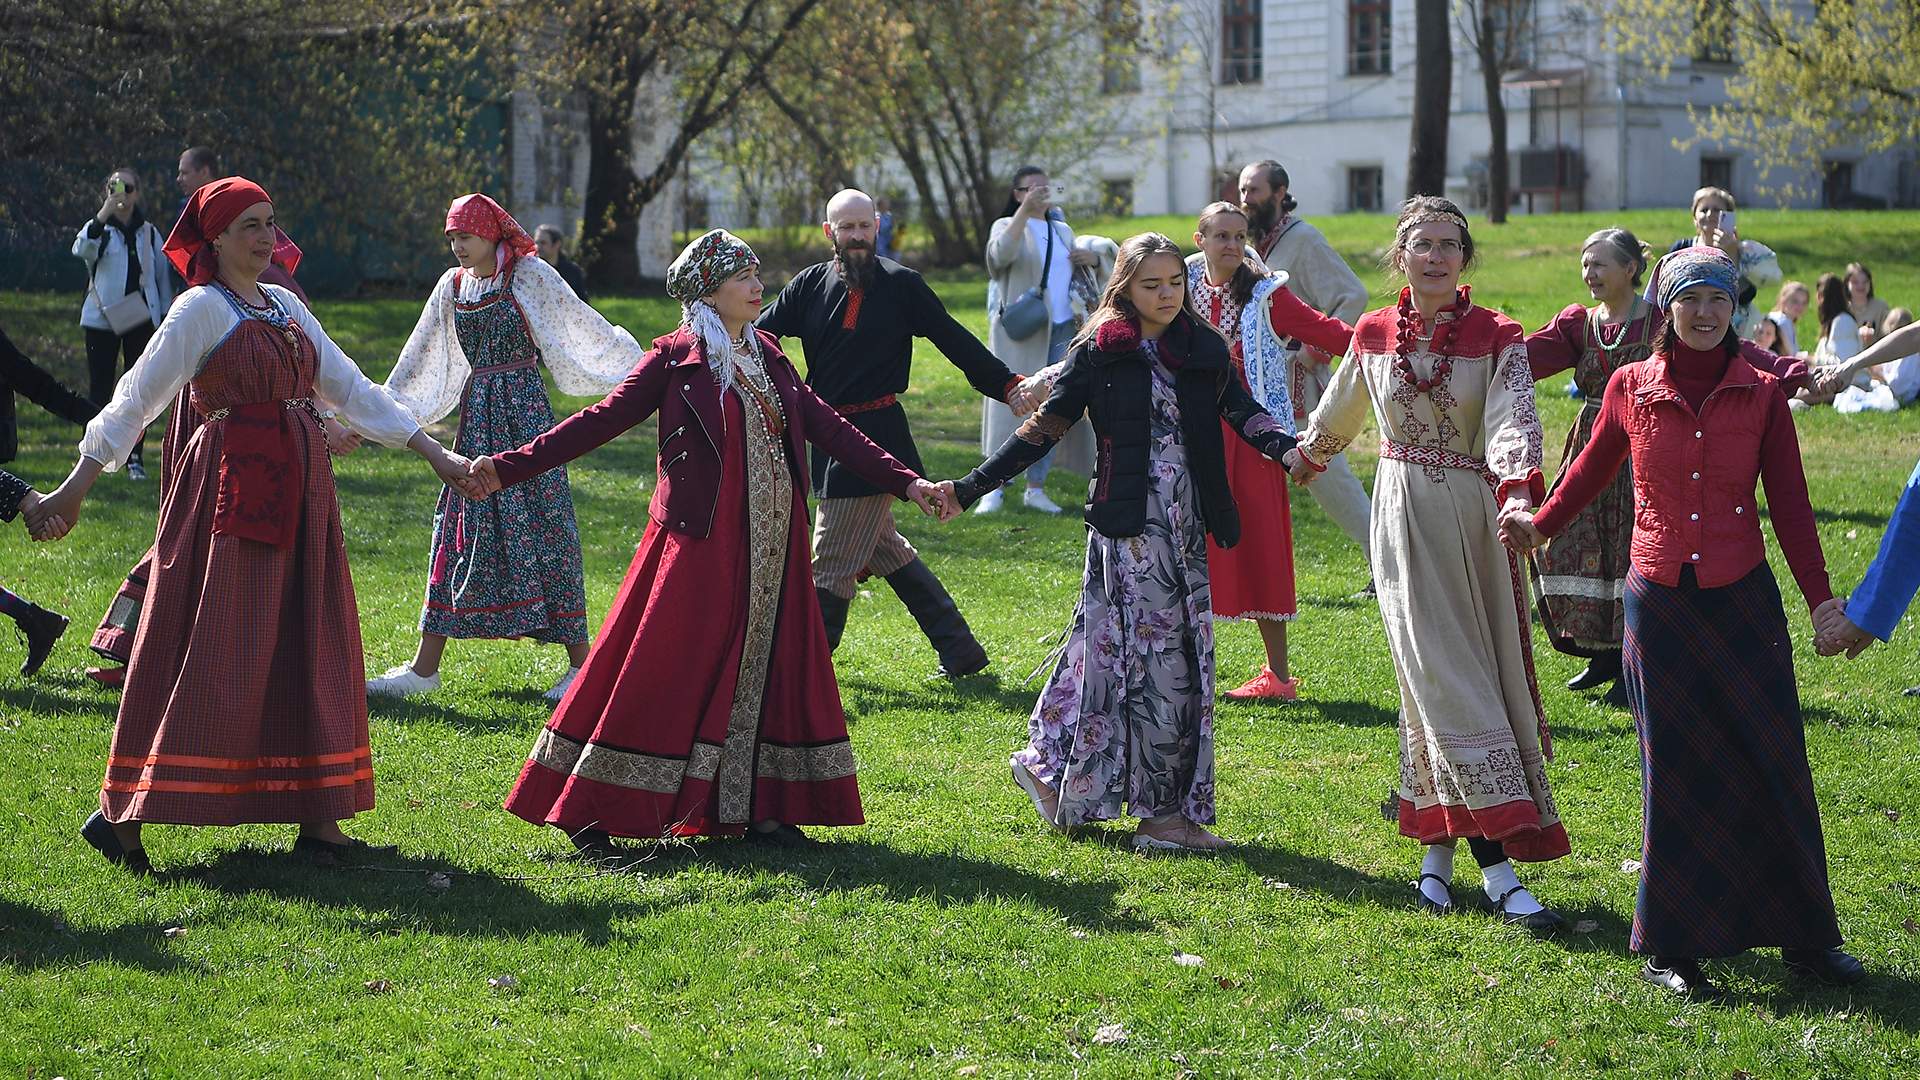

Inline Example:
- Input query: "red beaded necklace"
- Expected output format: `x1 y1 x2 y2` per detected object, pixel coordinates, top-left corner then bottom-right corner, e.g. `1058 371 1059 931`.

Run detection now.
1393 285 1472 394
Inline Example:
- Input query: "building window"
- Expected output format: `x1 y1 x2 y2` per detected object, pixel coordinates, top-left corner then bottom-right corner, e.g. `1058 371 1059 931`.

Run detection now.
1348 166 1385 212
1220 0 1262 85
1099 179 1136 218
1823 160 1855 208
1349 0 1391 75
1101 0 1141 94
1691 0 1735 64
1699 156 1734 193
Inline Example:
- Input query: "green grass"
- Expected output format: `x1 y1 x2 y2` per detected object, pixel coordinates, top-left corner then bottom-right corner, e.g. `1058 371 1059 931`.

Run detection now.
1 210 1917 1076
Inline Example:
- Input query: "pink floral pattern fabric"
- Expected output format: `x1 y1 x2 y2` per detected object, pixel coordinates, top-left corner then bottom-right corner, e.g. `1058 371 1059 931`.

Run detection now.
1015 353 1216 825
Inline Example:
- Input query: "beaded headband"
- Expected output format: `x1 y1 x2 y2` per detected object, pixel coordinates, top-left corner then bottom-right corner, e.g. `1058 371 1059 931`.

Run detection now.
1396 209 1469 238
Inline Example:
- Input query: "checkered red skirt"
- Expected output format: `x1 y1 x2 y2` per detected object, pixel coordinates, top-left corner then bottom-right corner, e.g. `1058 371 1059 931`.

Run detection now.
101 320 374 825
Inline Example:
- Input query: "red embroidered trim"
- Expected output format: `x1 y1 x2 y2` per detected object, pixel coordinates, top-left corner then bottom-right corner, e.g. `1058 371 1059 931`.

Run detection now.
834 394 897 415
1378 439 1495 485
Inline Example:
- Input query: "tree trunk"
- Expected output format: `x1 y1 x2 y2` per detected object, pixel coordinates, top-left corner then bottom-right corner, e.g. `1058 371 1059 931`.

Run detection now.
1478 12 1510 223
580 82 644 288
1406 0 1452 199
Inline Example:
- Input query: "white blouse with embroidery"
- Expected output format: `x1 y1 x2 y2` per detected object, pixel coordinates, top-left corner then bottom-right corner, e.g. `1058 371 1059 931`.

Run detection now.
384 255 643 426
78 285 424 471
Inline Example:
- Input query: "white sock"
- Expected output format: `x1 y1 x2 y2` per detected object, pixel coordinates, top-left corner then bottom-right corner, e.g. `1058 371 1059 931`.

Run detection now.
1419 843 1455 905
1481 860 1544 914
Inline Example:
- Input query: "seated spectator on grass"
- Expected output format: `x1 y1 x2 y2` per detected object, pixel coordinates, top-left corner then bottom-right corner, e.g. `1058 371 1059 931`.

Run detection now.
1767 280 1810 356
1748 313 1782 354
1846 262 1891 344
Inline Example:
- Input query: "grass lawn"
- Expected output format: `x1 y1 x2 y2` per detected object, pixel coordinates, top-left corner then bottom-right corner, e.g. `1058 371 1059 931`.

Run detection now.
1 209 1917 1076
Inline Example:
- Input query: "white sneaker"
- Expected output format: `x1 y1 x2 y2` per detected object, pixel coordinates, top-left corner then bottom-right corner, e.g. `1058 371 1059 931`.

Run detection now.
544 667 580 703
1023 487 1063 514
367 664 439 698
973 487 1004 514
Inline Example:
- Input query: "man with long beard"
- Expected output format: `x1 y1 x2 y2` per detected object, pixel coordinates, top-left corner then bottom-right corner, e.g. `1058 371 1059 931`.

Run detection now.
758 188 1036 676
1238 160 1374 585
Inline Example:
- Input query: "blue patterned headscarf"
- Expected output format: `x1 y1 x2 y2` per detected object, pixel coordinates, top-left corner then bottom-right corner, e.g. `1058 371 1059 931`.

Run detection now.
1653 245 1738 311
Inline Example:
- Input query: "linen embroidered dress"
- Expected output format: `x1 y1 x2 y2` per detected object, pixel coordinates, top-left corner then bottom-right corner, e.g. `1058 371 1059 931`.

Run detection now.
1020 345 1218 826
1297 302 1568 861
1524 302 1657 654
79 284 422 823
385 255 639 643
492 329 919 838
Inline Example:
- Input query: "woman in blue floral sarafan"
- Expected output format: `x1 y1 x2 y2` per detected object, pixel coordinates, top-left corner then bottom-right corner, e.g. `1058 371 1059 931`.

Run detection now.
374 195 641 702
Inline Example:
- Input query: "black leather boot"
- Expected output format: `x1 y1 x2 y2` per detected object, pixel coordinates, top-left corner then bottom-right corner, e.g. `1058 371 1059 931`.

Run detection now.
815 588 851 652
15 601 68 677
884 559 988 677
1567 649 1622 691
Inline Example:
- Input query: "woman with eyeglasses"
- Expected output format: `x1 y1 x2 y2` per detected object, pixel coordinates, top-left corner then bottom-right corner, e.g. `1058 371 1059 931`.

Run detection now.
1283 196 1568 933
72 167 174 480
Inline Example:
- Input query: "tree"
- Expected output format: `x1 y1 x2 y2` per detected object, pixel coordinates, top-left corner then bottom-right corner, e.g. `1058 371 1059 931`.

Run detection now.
719 0 1126 266
1456 0 1530 222
1406 0 1453 199
1597 0 1920 200
522 0 826 287
0 0 500 283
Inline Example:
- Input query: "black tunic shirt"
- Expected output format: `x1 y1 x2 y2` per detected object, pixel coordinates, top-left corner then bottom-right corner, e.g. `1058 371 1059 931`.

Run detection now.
757 257 1018 497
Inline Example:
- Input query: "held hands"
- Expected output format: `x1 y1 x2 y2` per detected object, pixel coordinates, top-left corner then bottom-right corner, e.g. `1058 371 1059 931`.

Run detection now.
905 478 952 520
1812 598 1874 659
932 480 964 523
430 448 488 501
323 417 363 455
1497 505 1547 553
1068 248 1100 269
1009 373 1054 418
17 490 70 542
466 455 503 498
25 484 82 542
1280 448 1318 486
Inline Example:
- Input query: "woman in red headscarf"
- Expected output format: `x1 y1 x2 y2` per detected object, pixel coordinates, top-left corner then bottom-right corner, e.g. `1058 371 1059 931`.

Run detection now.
30 178 484 873
373 194 640 703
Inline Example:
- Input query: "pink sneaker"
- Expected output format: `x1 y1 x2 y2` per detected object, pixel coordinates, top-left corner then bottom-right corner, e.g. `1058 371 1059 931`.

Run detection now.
1224 667 1299 701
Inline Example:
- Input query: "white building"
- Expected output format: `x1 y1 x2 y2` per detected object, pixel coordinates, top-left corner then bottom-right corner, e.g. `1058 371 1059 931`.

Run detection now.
1072 0 1917 219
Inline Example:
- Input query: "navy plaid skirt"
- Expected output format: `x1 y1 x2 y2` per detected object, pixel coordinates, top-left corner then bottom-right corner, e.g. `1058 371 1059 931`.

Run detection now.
1622 563 1842 957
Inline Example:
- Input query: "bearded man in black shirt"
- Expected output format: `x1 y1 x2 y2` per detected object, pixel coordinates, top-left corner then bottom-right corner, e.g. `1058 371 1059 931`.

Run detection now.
758 189 1038 676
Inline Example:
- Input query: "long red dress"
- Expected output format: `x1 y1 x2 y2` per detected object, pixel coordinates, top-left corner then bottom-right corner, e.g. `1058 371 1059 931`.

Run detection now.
95 288 420 824
496 328 920 838
1192 276 1355 620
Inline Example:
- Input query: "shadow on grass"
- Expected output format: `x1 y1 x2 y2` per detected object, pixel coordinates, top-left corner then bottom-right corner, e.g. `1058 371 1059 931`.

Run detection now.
1225 841 1420 911
0 681 120 723
692 836 1152 933
172 849 633 943
1811 506 1891 530
366 694 547 733
0 898 193 973
839 674 1042 718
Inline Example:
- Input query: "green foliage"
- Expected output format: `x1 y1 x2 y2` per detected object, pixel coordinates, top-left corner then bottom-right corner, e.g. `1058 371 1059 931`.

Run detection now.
1 209 1917 1074
1597 0 1920 199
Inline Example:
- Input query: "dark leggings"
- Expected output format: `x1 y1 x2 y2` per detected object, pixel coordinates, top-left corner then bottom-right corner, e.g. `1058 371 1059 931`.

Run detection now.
1465 837 1508 868
85 322 153 466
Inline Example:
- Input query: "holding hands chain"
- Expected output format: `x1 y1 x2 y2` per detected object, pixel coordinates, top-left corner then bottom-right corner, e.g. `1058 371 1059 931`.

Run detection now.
1812 599 1874 659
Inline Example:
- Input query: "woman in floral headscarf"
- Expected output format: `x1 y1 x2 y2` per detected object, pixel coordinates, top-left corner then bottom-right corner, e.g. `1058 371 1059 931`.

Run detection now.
467 229 945 856
374 194 641 703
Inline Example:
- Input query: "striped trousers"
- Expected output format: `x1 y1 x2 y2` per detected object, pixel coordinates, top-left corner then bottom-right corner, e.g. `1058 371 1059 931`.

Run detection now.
812 494 919 599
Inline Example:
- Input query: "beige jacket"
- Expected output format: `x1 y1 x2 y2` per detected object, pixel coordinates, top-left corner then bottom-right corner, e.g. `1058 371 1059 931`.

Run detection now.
982 213 1094 474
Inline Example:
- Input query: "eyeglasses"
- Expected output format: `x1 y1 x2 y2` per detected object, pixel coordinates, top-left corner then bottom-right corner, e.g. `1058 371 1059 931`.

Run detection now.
1407 238 1463 257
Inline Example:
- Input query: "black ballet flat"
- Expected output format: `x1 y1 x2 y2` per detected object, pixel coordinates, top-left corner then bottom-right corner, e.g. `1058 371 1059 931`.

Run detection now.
1641 957 1722 1000
1783 947 1867 986
744 822 817 848
293 835 398 865
80 810 151 874
1489 886 1567 936
1414 873 1454 914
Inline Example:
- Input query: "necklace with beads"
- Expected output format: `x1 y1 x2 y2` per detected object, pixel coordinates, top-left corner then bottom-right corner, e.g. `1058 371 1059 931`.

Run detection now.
1393 286 1471 395
1592 297 1641 356
218 280 300 345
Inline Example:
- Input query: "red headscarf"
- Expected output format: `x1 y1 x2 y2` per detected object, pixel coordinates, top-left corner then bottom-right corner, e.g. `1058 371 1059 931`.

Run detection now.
445 193 537 276
163 177 303 287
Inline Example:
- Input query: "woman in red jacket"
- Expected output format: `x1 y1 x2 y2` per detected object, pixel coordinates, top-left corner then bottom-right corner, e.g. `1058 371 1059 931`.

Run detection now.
467 230 944 858
1502 246 1864 998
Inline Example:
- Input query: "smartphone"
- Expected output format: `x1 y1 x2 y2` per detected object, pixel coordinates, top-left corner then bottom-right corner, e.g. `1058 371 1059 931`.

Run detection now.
108 178 129 195
1719 210 1736 233
1046 184 1068 203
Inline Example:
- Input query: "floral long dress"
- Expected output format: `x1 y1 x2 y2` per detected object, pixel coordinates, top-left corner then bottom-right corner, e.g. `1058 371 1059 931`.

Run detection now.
421 260 588 644
1018 346 1216 826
